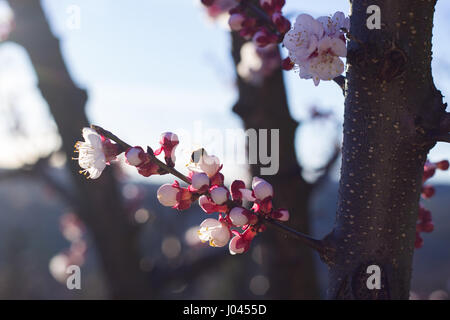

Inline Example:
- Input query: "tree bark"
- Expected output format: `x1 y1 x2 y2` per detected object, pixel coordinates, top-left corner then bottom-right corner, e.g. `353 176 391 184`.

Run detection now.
7 0 151 299
231 33 320 299
325 0 445 299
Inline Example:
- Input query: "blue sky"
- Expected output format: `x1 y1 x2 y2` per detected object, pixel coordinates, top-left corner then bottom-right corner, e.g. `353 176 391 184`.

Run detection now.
1 0 450 183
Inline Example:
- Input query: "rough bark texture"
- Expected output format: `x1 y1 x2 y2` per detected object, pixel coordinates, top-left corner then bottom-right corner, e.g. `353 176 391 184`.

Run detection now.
325 0 445 299
8 0 151 299
231 33 319 299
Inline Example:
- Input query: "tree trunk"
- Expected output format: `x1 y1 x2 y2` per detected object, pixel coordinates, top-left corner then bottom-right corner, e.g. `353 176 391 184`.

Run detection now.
231 33 320 299
325 0 445 299
8 0 152 299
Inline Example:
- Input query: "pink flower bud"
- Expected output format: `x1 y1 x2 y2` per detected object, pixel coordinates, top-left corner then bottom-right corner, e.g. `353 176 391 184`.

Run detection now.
437 160 449 170
252 177 273 200
157 184 179 207
175 184 193 210
229 228 257 255
198 218 231 247
229 235 246 255
229 207 249 226
252 197 273 214
210 172 224 186
230 180 246 201
229 13 246 31
125 147 145 166
210 186 229 205
421 185 435 199
231 180 257 202
154 132 179 167
199 195 228 214
190 172 210 191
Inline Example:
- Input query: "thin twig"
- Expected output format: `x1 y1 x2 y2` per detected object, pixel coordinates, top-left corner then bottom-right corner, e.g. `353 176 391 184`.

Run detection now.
91 125 324 253
91 124 191 184
333 75 346 94
264 218 325 254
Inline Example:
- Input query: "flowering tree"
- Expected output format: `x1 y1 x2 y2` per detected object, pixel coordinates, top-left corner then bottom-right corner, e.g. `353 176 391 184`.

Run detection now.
4 0 449 300
201 0 449 299
74 0 449 299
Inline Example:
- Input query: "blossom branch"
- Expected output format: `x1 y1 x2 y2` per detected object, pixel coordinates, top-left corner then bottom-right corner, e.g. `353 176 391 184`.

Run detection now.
89 125 324 253
264 217 325 254
90 125 191 184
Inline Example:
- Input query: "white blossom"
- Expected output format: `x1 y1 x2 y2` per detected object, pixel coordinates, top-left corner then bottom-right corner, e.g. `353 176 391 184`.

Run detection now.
301 36 346 86
252 177 273 200
74 128 106 179
229 207 248 226
317 12 349 39
191 172 210 190
188 150 221 177
197 218 230 247
283 12 348 86
210 186 229 205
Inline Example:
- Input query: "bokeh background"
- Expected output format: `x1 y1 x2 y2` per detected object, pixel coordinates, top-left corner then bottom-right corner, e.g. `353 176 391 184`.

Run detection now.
0 0 449 299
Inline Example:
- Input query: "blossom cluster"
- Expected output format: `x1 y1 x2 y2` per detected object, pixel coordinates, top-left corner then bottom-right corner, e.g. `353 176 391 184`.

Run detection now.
74 127 290 255
415 159 449 249
158 155 288 255
200 1 349 85
282 12 349 86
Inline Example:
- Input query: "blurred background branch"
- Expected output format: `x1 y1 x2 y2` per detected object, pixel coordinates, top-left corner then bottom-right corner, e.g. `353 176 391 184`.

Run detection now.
6 0 151 299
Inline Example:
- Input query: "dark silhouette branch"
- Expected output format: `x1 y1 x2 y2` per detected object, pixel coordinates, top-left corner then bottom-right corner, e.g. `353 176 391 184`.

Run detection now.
7 0 152 299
